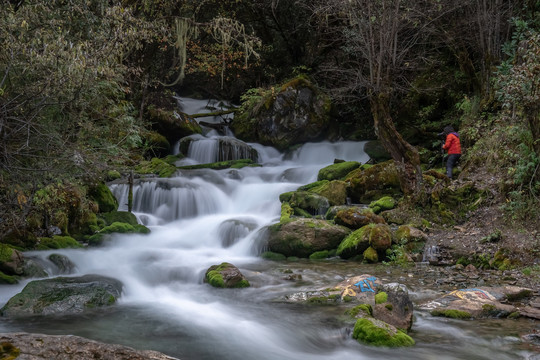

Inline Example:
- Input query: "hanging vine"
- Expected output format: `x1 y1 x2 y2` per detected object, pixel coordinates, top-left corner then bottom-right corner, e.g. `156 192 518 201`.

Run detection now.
160 18 198 87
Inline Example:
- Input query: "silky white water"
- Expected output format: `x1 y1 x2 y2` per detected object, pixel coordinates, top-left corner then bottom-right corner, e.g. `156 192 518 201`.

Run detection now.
0 118 536 359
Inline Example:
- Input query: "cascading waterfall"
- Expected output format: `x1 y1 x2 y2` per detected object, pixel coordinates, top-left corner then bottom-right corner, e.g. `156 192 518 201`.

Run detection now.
1 98 533 360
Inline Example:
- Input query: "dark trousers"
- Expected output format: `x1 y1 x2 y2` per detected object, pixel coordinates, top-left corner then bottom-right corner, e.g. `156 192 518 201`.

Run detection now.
446 154 461 179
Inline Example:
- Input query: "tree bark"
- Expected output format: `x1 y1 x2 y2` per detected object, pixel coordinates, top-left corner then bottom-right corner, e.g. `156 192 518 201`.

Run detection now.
369 93 423 198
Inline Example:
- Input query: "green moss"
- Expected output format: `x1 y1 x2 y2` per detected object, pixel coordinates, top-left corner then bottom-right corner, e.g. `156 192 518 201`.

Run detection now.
352 318 415 347
363 247 379 263
135 157 177 177
337 226 371 258
261 251 287 261
431 309 472 319
385 304 394 311
206 270 225 288
346 304 373 317
375 292 388 304
317 161 361 181
106 170 122 181
36 236 82 250
369 196 397 214
0 271 18 285
0 244 14 263
88 183 118 213
507 311 521 319
0 341 21 360
309 250 330 260
280 202 294 222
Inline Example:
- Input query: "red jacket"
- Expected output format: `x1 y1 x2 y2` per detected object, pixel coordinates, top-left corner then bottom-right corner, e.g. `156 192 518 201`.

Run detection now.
443 133 461 154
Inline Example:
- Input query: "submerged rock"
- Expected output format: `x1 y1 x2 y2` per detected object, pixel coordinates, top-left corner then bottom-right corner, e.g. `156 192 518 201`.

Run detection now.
0 332 178 360
0 275 123 318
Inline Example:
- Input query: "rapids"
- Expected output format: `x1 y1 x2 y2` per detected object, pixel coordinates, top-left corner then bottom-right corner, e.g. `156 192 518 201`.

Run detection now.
0 99 537 359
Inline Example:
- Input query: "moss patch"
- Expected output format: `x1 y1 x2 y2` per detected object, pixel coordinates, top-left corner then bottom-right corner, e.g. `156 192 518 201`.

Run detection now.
369 196 397 214
88 183 118 213
352 318 415 347
0 341 21 359
135 157 177 177
36 236 82 250
317 161 361 181
431 309 472 319
375 291 388 304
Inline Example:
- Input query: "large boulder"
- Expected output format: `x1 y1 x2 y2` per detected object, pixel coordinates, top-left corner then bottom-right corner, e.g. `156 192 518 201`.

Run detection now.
204 262 250 288
0 244 24 275
279 191 330 217
420 286 535 320
231 77 331 150
88 183 118 213
317 161 361 181
0 332 178 360
298 180 348 207
337 223 393 260
0 275 123 317
346 160 402 203
146 100 202 145
332 206 386 229
265 218 351 258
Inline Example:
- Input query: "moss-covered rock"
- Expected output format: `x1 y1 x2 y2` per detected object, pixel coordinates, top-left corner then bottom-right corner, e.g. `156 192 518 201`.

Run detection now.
0 270 18 284
279 191 330 216
143 130 171 158
260 251 287 261
337 224 392 259
36 236 82 250
99 211 139 226
266 218 351 258
309 250 330 260
88 183 118 213
87 221 150 246
333 207 386 229
146 102 202 145
135 157 178 178
317 161 361 181
364 140 392 163
369 196 397 214
352 318 415 347
363 247 378 263
430 309 472 319
231 76 331 150
0 244 24 276
346 160 402 203
303 180 348 206
204 262 250 288
0 275 123 317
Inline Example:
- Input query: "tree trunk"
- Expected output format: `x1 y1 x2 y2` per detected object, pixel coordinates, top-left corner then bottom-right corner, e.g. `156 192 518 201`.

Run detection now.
369 93 423 198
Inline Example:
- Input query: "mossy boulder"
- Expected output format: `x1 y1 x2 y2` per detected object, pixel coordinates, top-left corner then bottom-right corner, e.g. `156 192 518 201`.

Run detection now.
204 262 250 288
346 160 402 203
427 181 485 224
0 244 24 275
87 222 150 246
231 77 331 150
333 207 386 229
0 271 18 284
142 130 171 158
393 225 428 253
300 180 348 206
317 161 361 181
352 318 415 347
337 224 392 259
265 218 351 258
363 140 392 163
369 196 397 214
146 102 202 145
0 274 123 317
135 157 178 178
363 247 379 263
35 236 82 250
279 191 330 216
88 183 118 213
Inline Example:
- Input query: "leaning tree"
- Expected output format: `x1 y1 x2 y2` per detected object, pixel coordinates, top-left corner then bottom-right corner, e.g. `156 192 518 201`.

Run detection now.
309 0 446 198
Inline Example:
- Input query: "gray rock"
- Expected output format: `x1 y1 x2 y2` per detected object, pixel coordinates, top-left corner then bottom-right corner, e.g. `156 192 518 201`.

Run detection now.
0 332 178 360
1 274 123 317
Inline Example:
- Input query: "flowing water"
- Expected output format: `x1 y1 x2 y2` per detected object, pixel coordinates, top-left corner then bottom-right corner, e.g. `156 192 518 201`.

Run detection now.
0 100 538 359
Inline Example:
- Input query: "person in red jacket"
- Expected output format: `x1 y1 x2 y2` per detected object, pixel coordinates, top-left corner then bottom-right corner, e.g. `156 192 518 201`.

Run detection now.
442 125 461 179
